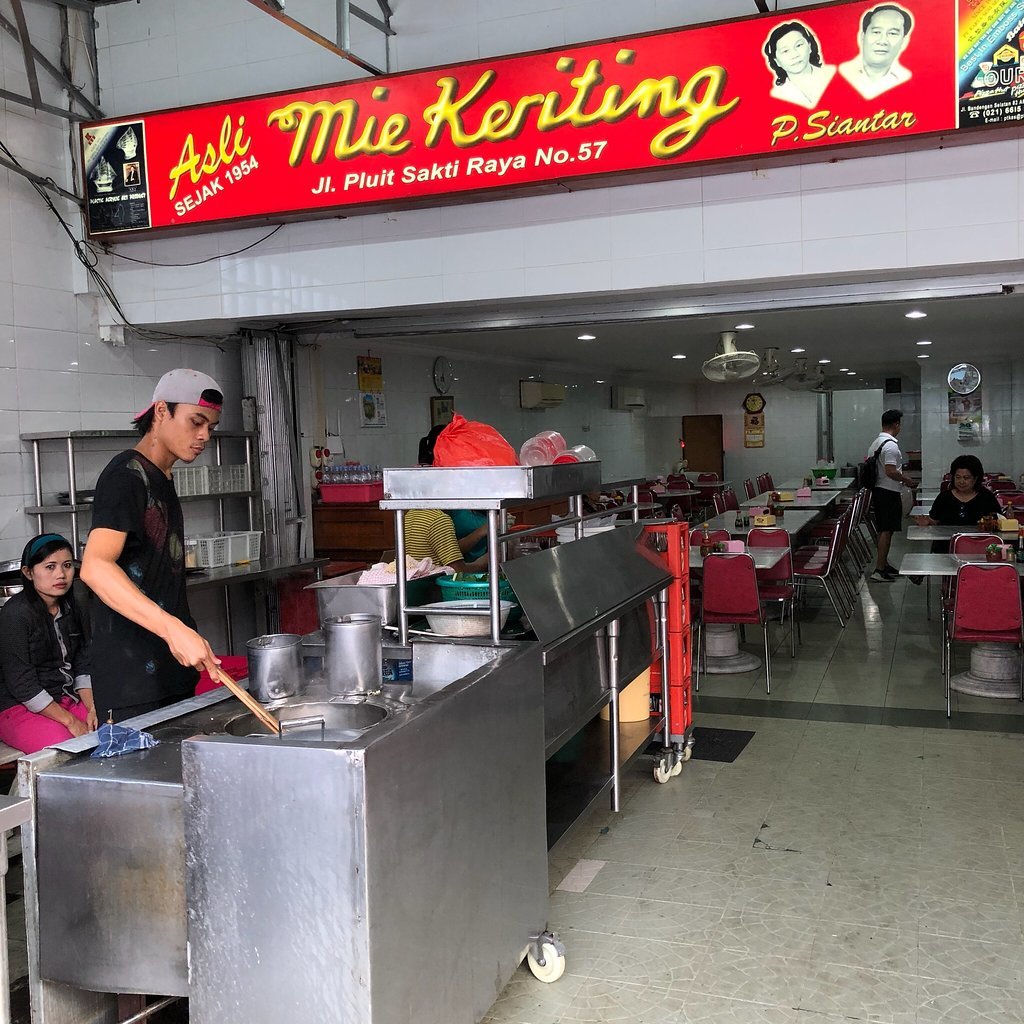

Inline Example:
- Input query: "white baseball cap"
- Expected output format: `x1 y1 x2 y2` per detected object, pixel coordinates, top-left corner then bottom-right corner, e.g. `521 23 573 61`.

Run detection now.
138 368 223 418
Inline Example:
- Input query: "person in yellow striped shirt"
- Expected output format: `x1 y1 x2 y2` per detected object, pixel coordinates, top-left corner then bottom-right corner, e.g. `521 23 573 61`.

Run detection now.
403 509 488 572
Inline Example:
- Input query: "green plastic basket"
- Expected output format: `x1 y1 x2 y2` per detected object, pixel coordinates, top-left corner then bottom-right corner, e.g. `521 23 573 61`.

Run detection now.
437 576 522 623
812 467 838 480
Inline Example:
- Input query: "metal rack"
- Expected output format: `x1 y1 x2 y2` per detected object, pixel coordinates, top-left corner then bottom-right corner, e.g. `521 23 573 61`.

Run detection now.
379 464 684 845
21 429 258 553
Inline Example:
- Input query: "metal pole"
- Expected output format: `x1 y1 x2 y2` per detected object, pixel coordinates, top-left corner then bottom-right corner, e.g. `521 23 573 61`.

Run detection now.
487 510 501 644
118 997 180 1024
66 436 79 554
608 618 621 812
215 436 224 531
31 440 42 534
658 589 671 759
395 510 408 646
631 483 640 524
573 495 584 539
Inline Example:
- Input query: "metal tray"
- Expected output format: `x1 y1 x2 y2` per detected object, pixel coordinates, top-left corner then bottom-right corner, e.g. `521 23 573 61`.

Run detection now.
306 570 444 626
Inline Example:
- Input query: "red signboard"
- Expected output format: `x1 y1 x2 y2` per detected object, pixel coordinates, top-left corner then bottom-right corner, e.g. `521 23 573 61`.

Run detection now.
82 0 992 237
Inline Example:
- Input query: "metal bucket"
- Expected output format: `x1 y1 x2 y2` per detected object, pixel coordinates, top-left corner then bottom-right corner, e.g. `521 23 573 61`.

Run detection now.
246 633 304 703
324 614 382 695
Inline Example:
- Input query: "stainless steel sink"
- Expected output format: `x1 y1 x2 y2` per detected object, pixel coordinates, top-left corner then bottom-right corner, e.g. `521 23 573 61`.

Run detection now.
226 700 389 741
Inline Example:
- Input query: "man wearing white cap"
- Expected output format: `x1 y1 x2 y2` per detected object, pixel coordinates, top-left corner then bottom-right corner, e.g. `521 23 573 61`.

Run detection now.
81 369 225 721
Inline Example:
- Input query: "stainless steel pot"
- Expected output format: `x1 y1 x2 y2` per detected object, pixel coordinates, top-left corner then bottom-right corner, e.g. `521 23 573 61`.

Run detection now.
0 582 23 609
324 614 382 695
245 634 304 704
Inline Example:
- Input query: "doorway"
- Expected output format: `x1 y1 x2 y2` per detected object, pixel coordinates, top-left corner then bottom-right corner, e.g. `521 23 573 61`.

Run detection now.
681 415 724 477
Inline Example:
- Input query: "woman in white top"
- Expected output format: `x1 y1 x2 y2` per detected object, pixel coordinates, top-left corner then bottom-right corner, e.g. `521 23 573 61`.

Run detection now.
764 21 836 109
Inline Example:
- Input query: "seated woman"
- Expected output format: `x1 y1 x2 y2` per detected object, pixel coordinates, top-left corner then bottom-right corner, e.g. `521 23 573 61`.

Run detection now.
914 455 1001 554
0 534 97 753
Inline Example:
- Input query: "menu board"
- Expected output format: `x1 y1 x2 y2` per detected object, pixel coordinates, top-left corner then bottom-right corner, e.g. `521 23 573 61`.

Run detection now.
958 0 1024 126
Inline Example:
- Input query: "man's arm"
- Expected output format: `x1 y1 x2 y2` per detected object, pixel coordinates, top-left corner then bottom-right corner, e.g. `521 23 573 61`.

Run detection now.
883 463 917 489
80 528 220 673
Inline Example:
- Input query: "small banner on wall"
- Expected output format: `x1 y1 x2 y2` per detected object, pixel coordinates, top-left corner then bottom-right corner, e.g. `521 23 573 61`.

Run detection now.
357 355 383 393
357 355 387 427
744 412 766 448
948 390 982 439
79 0 1024 239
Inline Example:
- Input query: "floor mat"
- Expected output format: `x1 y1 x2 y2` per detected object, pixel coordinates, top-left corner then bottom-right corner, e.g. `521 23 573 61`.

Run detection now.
689 725 755 763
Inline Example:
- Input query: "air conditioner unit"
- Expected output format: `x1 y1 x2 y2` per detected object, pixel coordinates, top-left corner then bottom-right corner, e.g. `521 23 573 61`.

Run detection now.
611 386 646 411
519 380 566 409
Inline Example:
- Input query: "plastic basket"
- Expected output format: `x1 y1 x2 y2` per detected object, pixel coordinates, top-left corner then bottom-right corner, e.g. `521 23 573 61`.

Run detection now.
191 531 263 568
208 464 251 494
812 467 838 480
437 575 522 623
171 465 210 497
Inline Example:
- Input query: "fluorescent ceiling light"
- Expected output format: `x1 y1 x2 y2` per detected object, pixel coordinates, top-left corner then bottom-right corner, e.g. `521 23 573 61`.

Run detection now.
839 367 849 371
791 347 805 353
595 379 605 383
916 340 932 346
734 323 755 330
847 371 856 376
917 354 930 359
818 359 831 364
905 310 927 319
577 333 596 341
672 354 687 359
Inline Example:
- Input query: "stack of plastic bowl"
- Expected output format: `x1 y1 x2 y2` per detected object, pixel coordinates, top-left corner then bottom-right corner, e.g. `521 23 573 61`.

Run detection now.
553 444 597 464
519 431 567 466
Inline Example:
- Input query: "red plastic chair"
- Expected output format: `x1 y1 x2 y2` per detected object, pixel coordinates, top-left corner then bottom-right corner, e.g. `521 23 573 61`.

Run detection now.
695 473 720 518
793 519 849 626
637 488 659 520
712 491 727 516
940 533 1003 664
763 473 775 491
666 475 696 520
755 473 770 495
944 563 1024 717
722 487 740 512
743 479 757 501
748 527 799 656
996 492 1024 509
697 553 772 694
988 479 1015 493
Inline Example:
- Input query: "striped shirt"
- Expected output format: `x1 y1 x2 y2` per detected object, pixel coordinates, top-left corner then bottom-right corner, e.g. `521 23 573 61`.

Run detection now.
403 510 463 567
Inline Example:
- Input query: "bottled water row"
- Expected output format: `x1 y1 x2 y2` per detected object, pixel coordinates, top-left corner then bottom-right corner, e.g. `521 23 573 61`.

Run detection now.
322 464 382 485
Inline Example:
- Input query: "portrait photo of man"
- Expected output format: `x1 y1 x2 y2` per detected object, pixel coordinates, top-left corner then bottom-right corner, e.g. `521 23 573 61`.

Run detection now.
838 4 914 100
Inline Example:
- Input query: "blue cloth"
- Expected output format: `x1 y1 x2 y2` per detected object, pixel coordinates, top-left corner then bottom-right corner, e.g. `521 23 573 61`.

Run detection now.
90 722 158 758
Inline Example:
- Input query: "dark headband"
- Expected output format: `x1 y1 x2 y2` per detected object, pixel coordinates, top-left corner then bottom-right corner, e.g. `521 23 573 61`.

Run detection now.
25 533 71 564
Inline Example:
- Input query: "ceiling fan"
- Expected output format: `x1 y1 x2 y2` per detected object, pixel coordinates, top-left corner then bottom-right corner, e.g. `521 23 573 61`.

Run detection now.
701 331 761 382
760 347 804 386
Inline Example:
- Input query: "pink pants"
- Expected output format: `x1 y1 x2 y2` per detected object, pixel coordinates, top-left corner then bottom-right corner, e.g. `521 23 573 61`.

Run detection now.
0 696 91 755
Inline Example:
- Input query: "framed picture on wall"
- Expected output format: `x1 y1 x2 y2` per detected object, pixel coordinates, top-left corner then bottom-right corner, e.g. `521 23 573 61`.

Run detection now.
430 395 455 428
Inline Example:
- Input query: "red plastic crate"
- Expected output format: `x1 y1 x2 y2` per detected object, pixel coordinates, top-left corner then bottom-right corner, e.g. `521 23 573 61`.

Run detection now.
319 481 384 504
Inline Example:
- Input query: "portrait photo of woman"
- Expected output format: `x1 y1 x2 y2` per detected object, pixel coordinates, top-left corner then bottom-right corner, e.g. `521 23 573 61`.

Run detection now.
763 21 836 109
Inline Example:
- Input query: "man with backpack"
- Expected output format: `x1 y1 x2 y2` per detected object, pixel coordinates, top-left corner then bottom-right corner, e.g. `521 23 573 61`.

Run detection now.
865 409 917 583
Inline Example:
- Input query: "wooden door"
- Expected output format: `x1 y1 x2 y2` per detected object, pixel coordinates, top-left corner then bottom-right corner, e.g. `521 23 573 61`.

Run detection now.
681 415 724 477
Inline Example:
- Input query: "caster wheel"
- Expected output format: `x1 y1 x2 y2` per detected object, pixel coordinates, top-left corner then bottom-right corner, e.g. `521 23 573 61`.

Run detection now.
682 745 693 762
653 758 672 784
527 942 566 983
670 758 683 777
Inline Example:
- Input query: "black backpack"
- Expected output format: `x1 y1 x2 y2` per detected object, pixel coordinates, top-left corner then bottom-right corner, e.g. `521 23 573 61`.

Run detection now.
859 438 894 489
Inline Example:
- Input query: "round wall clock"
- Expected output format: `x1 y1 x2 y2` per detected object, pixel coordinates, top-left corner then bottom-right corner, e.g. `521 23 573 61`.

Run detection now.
743 392 766 413
432 356 454 395
947 363 981 395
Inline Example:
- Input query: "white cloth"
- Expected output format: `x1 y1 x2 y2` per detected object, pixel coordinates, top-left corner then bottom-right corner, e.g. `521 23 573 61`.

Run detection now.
770 64 836 109
838 58 911 100
868 432 903 492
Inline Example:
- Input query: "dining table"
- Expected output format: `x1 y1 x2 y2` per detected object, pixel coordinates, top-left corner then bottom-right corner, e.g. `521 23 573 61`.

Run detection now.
898 552 1024 702
741 491 839 510
699 510 822 538
774 478 856 492
692 546 791 675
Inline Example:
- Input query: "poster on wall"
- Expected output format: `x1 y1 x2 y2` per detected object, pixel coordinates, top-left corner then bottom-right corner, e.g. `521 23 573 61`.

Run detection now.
948 390 982 441
357 355 383 393
81 120 152 232
360 391 387 427
958 0 1024 127
744 412 766 448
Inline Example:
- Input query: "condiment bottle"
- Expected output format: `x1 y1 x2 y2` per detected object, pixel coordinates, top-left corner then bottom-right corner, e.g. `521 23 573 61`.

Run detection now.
743 511 750 528
1018 525 1024 563
734 510 743 530
699 523 713 557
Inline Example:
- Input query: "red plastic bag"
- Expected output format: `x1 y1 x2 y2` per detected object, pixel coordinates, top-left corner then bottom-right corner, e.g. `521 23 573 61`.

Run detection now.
433 414 519 467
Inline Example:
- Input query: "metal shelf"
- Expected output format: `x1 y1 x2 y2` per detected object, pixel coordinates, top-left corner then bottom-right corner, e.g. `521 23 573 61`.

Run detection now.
20 429 253 441
25 490 258 516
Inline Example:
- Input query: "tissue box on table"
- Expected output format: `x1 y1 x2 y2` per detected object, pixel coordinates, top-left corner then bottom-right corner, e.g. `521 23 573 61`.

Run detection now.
796 486 812 497
723 540 745 552
997 516 1019 532
753 514 776 526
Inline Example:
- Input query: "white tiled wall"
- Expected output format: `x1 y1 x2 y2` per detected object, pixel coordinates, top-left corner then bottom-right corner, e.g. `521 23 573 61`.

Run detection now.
920 358 1023 488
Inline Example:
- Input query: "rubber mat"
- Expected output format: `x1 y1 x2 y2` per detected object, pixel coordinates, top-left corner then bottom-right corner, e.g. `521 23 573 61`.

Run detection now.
689 725 755 763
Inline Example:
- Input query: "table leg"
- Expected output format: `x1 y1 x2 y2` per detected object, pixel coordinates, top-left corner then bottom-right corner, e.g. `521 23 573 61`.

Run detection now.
949 643 1022 700
701 624 762 674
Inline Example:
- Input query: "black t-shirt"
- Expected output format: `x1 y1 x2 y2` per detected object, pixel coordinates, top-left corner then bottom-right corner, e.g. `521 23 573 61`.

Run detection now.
928 488 1001 526
88 450 198 712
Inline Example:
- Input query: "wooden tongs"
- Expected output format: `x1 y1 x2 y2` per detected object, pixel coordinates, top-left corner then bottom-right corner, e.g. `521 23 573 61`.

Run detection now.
208 664 281 736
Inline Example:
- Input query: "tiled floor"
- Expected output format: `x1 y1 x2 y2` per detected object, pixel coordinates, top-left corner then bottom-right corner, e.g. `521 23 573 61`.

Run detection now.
488 539 1024 1023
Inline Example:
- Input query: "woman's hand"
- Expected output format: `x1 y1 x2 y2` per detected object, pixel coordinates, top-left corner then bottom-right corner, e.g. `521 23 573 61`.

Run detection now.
912 515 935 526
79 688 99 732
64 717 90 739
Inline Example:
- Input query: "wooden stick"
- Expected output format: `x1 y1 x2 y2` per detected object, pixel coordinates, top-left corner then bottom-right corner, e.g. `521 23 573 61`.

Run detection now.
209 665 281 735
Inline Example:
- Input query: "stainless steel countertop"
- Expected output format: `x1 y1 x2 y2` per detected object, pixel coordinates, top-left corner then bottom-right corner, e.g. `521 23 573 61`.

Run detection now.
186 555 328 591
898 553 1024 577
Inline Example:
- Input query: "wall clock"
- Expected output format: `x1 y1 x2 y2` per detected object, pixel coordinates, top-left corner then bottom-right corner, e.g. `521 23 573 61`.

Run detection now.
432 356 453 395
742 392 766 413
947 363 981 395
